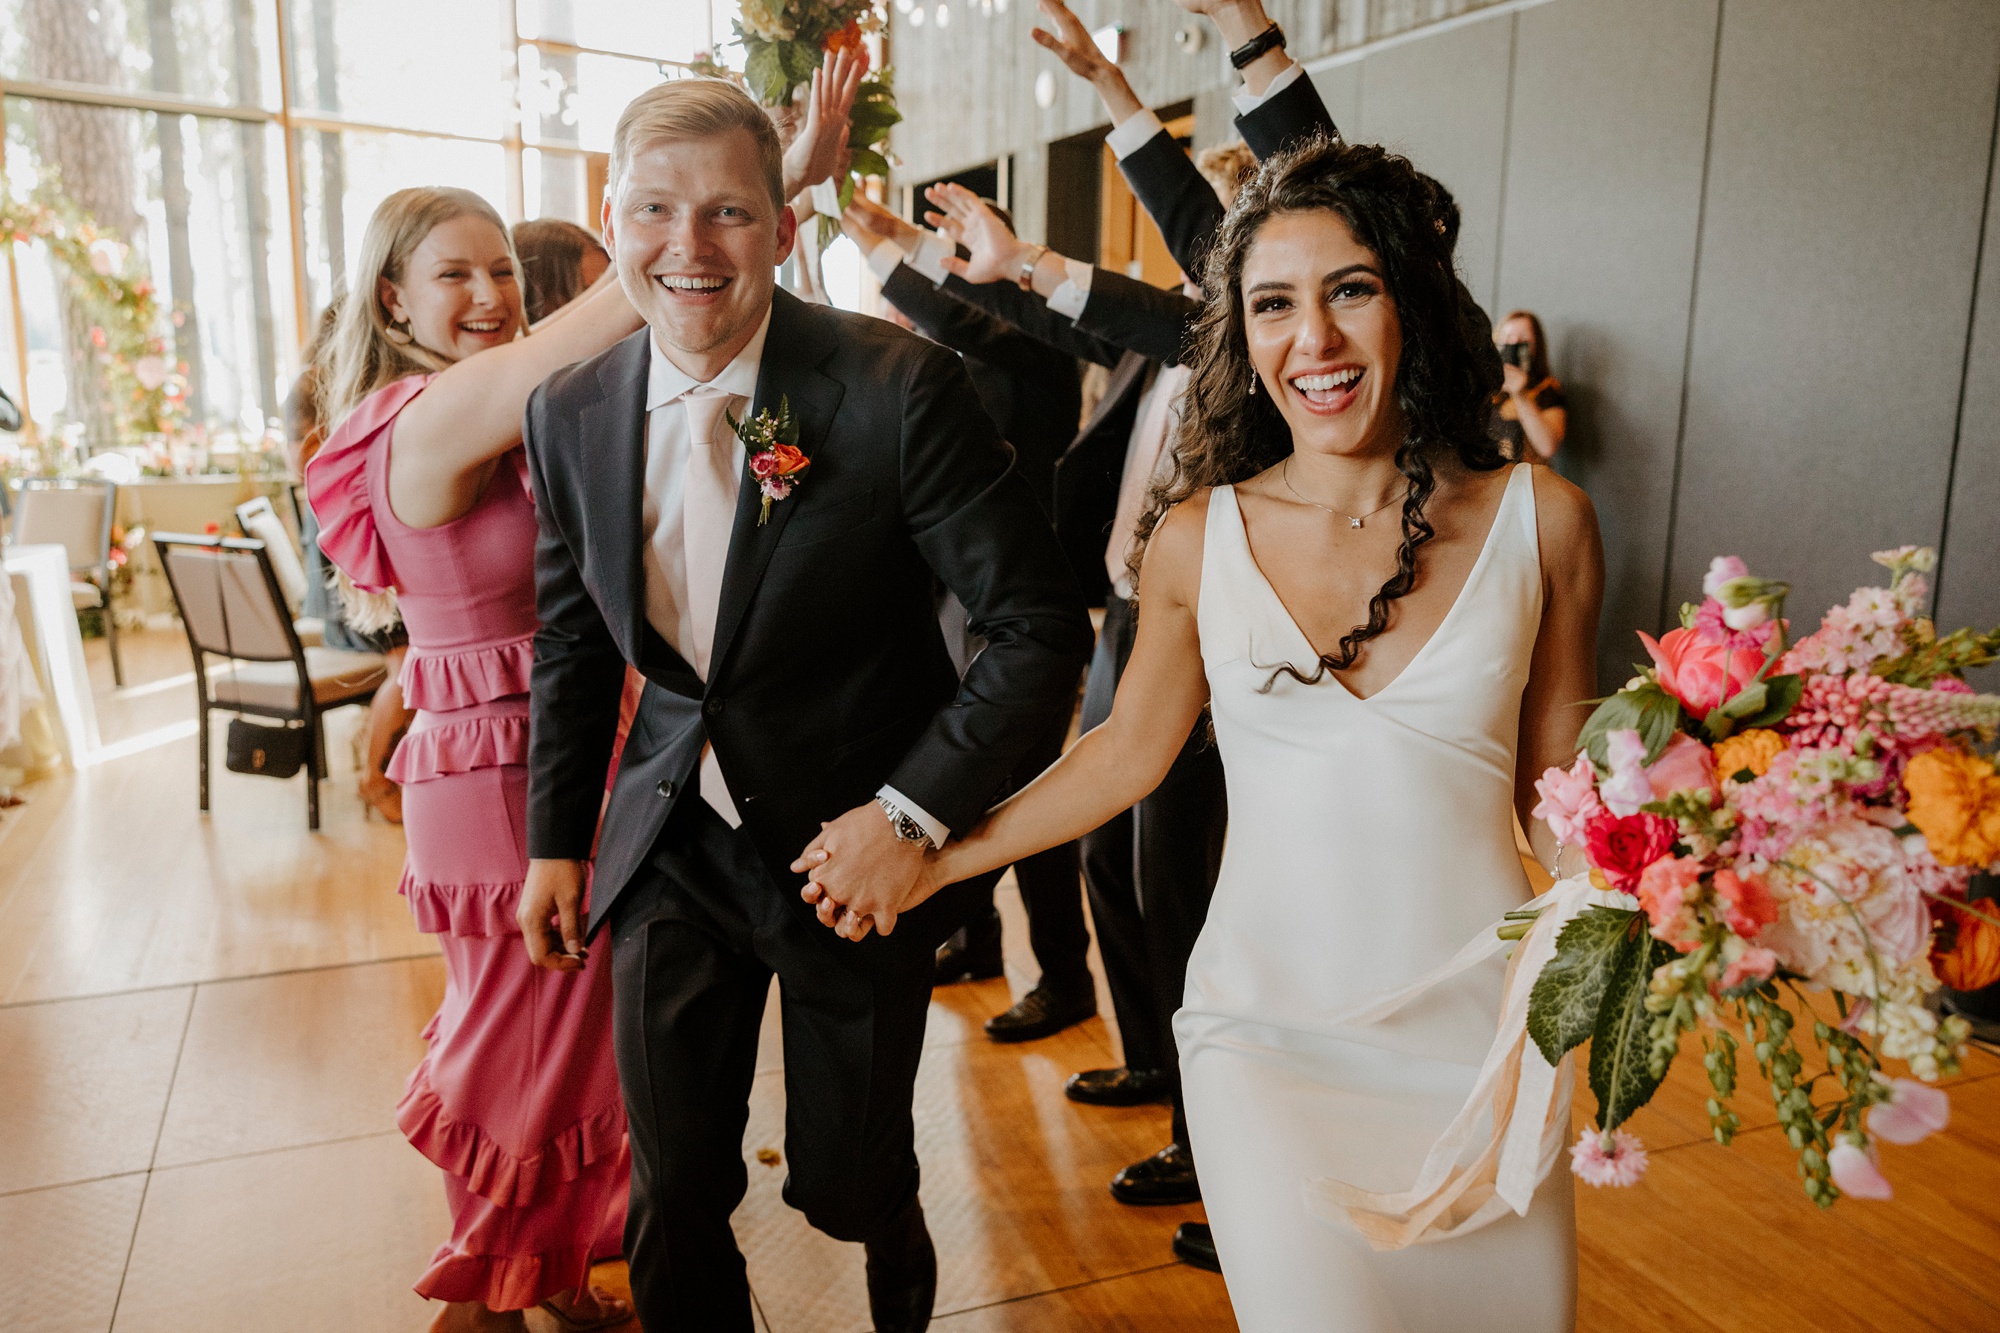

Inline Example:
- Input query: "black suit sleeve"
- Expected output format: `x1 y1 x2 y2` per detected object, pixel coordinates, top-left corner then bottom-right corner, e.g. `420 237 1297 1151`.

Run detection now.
882 263 1083 384
523 387 628 861
1235 68 1341 159
1075 268 1201 366
933 273 1129 368
885 344 1094 836
1117 130 1227 283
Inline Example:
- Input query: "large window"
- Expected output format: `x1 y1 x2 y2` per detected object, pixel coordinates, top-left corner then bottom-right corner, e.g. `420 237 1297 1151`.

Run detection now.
0 0 742 454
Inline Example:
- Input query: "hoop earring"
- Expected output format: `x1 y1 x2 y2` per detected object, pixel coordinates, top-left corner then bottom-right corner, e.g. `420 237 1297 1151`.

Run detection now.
384 319 413 346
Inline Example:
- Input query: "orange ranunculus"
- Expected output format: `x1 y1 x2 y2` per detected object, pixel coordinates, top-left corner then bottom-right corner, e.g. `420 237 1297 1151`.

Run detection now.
825 19 864 54
1714 728 1786 781
1932 903 2000 991
1639 626 1766 717
1905 747 2000 869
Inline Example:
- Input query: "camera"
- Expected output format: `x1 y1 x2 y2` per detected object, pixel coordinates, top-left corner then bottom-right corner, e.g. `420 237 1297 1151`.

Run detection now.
1499 342 1533 371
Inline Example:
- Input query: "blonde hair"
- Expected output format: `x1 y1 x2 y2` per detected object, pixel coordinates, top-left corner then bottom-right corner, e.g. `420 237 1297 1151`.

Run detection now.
318 185 515 634
610 77 785 209
1197 141 1259 207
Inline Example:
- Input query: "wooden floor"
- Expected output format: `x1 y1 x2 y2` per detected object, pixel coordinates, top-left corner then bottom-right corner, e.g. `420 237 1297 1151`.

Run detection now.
2 627 1997 1332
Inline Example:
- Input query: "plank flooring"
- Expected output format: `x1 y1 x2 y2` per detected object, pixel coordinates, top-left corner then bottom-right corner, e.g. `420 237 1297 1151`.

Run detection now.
1 628 1997 1331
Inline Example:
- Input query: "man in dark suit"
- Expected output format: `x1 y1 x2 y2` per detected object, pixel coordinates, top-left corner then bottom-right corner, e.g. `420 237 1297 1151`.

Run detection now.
856 208 1102 1045
517 79 1091 1333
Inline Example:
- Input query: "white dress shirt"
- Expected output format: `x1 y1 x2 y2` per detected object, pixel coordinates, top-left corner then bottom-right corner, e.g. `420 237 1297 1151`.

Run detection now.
643 308 948 845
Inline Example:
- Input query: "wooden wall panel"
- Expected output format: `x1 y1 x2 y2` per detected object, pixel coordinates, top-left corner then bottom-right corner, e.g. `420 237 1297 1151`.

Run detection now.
1667 0 2000 626
1494 0 1720 689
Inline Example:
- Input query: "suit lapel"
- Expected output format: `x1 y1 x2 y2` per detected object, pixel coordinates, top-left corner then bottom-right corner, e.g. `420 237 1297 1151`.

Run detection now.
709 290 843 679
580 329 653 659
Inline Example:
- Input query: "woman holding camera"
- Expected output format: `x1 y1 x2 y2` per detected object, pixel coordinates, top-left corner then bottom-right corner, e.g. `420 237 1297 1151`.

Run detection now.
1489 310 1566 463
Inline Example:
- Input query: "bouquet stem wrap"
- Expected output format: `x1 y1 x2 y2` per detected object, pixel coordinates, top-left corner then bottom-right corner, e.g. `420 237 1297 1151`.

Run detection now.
1303 873 1627 1249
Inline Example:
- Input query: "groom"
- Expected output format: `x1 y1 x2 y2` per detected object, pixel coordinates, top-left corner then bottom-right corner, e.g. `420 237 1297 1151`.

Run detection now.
516 78 1092 1332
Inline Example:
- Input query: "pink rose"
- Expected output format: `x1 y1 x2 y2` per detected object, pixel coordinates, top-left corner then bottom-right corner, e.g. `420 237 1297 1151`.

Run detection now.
1599 729 1655 817
1532 753 1604 846
1636 855 1702 946
1828 1140 1893 1200
1644 732 1718 802
1586 811 1679 892
1867 1079 1949 1146
1712 868 1778 940
1720 945 1777 991
1639 626 1766 716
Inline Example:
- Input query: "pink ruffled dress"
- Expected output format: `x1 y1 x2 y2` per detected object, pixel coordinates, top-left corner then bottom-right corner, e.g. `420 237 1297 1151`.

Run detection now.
307 375 628 1310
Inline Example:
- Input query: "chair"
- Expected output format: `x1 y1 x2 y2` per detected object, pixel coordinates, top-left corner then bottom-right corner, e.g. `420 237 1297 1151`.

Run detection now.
9 479 123 686
152 532 387 830
235 496 324 645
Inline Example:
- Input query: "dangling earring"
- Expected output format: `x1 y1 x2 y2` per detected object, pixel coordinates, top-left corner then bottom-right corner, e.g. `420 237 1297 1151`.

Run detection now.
1247 367 1259 397
384 318 413 346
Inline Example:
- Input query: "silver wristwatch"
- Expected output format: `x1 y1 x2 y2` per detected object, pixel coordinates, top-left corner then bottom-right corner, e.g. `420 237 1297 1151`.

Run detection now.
875 795 936 851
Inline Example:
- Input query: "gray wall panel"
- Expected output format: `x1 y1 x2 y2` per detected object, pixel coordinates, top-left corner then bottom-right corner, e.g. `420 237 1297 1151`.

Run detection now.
1357 12 1516 314
1937 110 2000 686
1495 0 1719 687
1308 60 1364 142
1669 0 2000 626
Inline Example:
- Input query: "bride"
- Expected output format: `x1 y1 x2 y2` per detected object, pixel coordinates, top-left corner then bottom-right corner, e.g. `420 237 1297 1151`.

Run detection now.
799 134 1604 1330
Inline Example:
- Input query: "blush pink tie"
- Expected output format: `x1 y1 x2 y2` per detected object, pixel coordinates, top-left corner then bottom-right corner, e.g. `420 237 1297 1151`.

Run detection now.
679 385 742 825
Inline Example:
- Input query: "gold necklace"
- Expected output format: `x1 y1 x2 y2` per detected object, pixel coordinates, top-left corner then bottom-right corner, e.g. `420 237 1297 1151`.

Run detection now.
1281 458 1405 529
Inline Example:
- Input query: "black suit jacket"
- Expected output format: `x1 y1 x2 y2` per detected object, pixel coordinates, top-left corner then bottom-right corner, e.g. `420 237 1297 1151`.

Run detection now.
524 290 1094 933
924 271 1170 609
879 262 1079 517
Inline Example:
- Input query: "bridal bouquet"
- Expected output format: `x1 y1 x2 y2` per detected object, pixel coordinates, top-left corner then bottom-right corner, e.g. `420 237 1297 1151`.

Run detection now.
734 0 900 247
1521 546 2000 1205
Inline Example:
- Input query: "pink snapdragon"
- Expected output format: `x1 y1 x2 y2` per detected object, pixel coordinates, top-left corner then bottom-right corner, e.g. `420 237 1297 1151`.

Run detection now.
1719 944 1778 991
1827 1139 1893 1200
1636 855 1703 947
1570 1129 1649 1187
1533 754 1604 846
1712 868 1778 940
1599 729 1655 817
1867 1078 1950 1146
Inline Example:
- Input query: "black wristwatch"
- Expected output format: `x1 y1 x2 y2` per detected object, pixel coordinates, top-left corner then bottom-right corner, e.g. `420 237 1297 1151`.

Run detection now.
1229 21 1286 70
876 795 937 851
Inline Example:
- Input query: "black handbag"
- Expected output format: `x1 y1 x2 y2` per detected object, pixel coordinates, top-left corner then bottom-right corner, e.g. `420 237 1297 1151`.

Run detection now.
225 718 308 778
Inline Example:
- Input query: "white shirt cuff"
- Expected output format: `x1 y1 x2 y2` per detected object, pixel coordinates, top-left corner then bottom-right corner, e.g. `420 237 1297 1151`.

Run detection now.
1231 58 1303 115
866 237 905 284
877 785 949 847
905 231 956 286
1106 108 1166 160
1046 259 1095 321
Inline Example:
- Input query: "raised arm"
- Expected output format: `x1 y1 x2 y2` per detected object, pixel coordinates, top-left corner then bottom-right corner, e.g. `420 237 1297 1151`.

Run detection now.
803 494 1214 940
1515 469 1604 875
391 275 642 525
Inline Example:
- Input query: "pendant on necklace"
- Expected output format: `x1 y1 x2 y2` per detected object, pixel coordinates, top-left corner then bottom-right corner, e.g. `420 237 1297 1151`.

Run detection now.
1349 517 1364 529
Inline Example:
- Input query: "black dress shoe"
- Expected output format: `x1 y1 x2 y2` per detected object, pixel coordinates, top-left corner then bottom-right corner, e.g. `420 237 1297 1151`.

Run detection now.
1064 1066 1173 1107
933 912 1004 986
983 984 1096 1043
1110 1142 1200 1206
864 1197 937 1333
1172 1222 1221 1273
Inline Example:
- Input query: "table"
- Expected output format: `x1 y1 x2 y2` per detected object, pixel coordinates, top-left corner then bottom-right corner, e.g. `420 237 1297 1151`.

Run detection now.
3 542 98 765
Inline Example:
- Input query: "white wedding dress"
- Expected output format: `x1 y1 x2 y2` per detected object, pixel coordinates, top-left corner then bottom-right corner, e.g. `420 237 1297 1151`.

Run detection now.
1176 465 1576 1332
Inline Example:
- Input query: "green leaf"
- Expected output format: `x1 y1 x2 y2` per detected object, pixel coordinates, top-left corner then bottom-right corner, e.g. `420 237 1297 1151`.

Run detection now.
1578 682 1686 770
1527 906 1644 1066
1718 679 1770 720
848 147 891 180
742 39 786 105
1588 924 1677 1130
777 39 822 87
1734 673 1802 730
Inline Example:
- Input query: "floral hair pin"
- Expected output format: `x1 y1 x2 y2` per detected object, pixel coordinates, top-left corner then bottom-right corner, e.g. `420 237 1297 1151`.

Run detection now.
727 396 810 526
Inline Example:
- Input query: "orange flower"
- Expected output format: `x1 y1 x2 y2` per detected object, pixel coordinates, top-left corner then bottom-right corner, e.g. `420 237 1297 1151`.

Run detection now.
825 20 864 55
1714 728 1786 780
1904 746 2000 868
1932 902 2000 991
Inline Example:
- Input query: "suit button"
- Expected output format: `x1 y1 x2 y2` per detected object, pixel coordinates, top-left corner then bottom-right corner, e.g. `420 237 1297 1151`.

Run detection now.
656 779 676 799
703 696 725 717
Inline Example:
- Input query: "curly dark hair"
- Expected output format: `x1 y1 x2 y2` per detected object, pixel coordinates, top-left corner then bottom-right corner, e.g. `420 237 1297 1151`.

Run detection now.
1133 133 1505 686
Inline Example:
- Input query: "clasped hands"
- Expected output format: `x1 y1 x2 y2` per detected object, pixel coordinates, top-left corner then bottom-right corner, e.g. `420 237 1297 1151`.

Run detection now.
791 803 942 942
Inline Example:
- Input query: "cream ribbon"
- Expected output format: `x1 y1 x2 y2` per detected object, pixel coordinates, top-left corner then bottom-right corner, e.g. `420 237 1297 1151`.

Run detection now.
1300 873 1633 1250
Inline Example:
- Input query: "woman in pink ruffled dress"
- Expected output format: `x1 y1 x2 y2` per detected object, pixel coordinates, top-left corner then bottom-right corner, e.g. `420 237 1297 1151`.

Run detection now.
307 186 643 1333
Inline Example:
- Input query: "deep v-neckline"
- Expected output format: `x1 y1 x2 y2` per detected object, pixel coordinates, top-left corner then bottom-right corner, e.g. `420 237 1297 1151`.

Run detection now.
1225 464 1524 703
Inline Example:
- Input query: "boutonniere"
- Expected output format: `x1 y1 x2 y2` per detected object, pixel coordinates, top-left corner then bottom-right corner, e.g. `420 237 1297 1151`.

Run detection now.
727 396 811 526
